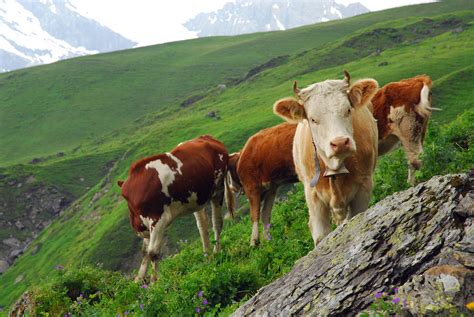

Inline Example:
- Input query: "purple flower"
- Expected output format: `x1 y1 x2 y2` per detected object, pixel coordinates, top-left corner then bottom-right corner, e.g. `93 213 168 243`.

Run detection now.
264 223 271 230
196 307 201 313
64 313 71 317
394 287 399 294
141 284 148 289
197 290 204 297
403 299 407 307
202 299 208 305
375 292 383 299
140 303 144 311
124 311 129 315
392 297 401 304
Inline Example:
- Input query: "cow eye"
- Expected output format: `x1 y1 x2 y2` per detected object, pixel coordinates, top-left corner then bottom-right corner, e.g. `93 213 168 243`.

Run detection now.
347 108 351 115
311 118 320 125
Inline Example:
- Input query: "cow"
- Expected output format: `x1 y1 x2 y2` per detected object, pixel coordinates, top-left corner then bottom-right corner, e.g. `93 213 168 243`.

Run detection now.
224 123 299 246
117 135 232 281
273 71 379 245
371 75 439 185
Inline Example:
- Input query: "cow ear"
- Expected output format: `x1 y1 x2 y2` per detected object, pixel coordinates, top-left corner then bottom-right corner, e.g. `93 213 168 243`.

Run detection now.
117 180 124 187
273 97 306 123
348 79 379 108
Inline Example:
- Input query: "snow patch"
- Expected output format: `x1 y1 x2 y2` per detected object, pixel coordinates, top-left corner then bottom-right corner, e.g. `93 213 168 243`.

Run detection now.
330 6 343 18
272 14 285 30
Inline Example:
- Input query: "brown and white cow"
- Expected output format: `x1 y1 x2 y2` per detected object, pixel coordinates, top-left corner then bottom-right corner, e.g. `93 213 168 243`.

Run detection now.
274 72 379 245
117 135 231 281
225 123 298 246
371 75 439 185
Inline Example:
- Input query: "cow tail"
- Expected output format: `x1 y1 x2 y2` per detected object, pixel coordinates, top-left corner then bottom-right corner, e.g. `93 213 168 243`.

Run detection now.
224 172 235 218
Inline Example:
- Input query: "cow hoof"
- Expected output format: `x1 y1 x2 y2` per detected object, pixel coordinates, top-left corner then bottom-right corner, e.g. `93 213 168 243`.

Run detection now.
250 239 260 247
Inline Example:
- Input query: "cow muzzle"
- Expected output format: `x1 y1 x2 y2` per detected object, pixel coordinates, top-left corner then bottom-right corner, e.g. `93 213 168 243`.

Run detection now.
329 137 355 156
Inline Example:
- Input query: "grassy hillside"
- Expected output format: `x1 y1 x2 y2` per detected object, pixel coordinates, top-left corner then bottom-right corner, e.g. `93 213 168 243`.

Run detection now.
1 0 473 165
0 0 473 312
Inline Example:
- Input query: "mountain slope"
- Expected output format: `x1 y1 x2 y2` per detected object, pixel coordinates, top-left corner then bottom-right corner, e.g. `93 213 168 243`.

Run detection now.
0 0 135 72
0 0 473 311
1 0 472 166
184 0 369 36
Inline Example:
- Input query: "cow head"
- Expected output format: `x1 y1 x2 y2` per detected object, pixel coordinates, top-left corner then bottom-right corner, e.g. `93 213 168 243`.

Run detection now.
274 71 378 176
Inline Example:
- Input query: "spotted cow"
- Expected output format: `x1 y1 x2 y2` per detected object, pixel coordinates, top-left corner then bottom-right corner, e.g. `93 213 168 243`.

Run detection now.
274 72 379 245
371 75 439 185
117 135 231 281
225 122 298 246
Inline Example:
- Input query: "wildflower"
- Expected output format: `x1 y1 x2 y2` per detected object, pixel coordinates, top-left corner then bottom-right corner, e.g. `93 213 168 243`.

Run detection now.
140 303 144 311
374 292 382 299
393 287 399 294
64 313 71 317
124 311 129 315
466 301 474 310
204 253 208 257
197 290 204 297
202 299 208 305
196 307 201 313
403 299 407 308
264 223 271 230
141 284 148 289
392 297 400 304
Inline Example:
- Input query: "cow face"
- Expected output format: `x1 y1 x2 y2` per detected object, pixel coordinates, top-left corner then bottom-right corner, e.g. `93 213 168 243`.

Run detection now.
274 71 378 175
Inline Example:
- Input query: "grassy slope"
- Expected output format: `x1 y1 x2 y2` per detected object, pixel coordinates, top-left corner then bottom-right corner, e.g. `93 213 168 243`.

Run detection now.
0 0 472 165
0 0 473 310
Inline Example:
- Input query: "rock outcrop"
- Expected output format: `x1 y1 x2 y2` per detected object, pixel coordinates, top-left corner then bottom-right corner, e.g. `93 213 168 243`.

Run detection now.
234 173 473 316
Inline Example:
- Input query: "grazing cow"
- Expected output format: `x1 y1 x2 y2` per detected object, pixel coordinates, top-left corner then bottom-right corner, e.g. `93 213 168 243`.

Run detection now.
225 123 298 246
371 75 439 185
274 71 379 245
117 135 231 281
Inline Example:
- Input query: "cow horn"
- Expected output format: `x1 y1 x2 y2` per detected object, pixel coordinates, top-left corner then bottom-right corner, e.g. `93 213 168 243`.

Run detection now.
293 80 300 96
343 70 351 85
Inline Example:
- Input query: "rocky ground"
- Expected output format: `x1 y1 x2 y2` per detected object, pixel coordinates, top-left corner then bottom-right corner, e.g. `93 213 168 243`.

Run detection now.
234 172 473 316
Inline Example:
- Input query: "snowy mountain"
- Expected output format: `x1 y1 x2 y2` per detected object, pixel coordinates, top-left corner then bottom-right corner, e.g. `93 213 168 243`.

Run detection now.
184 0 369 37
0 0 136 72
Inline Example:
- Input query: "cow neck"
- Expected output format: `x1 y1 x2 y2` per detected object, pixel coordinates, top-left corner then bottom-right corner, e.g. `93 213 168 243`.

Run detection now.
308 121 322 188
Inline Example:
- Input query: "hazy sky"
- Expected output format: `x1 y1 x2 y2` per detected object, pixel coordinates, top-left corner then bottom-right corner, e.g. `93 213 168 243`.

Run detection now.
70 0 436 47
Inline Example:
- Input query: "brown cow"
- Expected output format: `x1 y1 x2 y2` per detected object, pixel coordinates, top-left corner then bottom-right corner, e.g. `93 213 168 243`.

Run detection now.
372 75 439 185
274 72 379 245
225 123 298 246
117 135 231 281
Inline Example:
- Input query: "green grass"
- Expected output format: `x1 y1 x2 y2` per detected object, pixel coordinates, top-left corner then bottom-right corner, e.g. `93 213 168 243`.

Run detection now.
0 0 473 312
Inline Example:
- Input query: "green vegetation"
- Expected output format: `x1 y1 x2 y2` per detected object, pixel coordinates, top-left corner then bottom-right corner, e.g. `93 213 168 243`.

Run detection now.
14 108 474 316
0 0 473 313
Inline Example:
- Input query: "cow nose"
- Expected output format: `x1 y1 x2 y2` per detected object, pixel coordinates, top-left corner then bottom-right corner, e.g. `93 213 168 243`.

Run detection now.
330 137 351 154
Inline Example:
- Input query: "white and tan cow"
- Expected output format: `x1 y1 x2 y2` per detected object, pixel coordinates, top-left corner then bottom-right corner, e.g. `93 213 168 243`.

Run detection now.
274 72 379 245
371 75 439 185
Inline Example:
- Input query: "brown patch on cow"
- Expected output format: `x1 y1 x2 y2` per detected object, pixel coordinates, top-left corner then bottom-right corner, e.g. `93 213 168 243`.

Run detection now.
120 135 228 233
372 75 431 139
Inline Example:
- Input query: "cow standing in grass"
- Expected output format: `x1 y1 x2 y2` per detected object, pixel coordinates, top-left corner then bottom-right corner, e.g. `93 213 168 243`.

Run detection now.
274 72 379 245
117 135 232 281
225 123 298 246
371 75 439 185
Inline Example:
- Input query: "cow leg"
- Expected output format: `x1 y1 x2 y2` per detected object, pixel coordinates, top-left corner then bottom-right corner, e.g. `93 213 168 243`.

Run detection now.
211 197 223 253
135 238 150 282
247 187 262 246
261 187 277 241
349 180 373 218
194 208 211 255
147 210 173 282
400 138 423 186
305 185 330 246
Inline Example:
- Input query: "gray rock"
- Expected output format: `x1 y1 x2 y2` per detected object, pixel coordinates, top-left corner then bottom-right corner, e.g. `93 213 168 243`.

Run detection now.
2 238 20 248
233 173 473 316
15 220 25 230
0 260 10 274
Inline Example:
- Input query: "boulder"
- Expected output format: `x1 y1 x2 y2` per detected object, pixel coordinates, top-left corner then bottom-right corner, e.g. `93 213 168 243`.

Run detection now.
234 173 473 316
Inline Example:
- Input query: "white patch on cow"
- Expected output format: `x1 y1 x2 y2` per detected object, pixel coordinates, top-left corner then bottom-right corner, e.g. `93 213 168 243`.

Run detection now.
145 159 175 196
214 169 223 185
140 216 155 231
218 154 224 161
166 153 183 175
